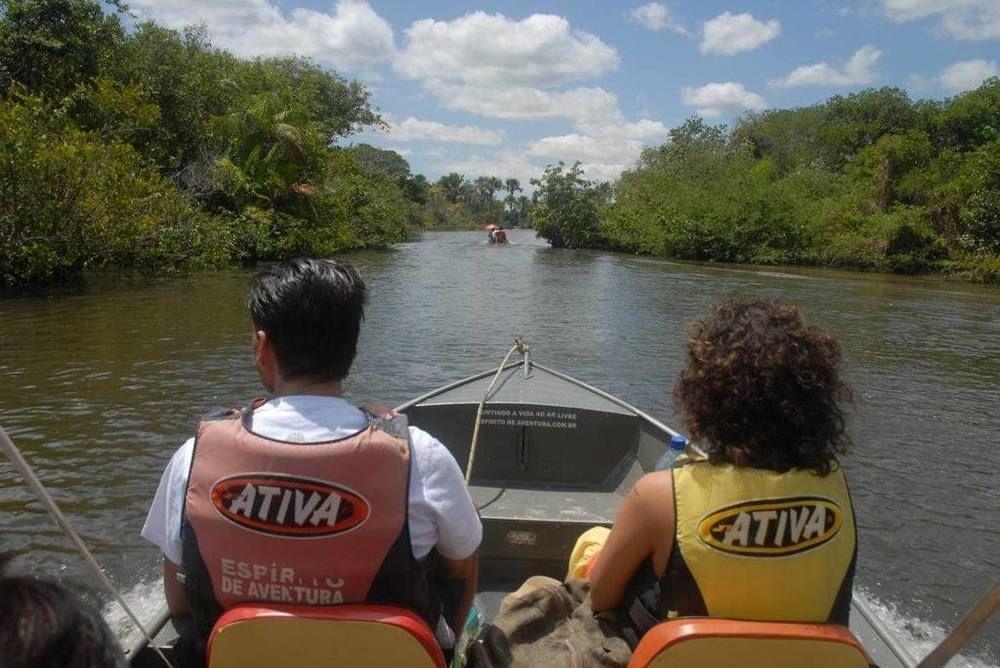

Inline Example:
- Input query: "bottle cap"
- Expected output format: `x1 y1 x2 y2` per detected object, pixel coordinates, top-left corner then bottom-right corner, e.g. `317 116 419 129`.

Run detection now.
669 435 687 451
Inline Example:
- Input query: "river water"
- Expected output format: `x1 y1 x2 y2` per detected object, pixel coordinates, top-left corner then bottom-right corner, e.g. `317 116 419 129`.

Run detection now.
1 229 998 664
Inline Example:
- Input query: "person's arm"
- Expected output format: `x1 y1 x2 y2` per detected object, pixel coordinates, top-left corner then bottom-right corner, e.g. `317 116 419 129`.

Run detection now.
440 548 480 636
589 471 674 613
141 440 194 619
411 427 484 633
163 558 189 617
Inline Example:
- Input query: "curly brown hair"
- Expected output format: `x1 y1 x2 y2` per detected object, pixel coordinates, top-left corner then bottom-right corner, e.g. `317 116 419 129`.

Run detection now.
673 298 852 475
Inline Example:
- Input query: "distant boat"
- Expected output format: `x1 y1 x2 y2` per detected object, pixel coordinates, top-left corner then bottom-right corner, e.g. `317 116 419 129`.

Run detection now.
485 224 508 244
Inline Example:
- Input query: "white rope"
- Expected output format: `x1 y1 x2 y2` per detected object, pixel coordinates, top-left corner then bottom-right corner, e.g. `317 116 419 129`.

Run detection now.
465 338 529 483
0 424 174 668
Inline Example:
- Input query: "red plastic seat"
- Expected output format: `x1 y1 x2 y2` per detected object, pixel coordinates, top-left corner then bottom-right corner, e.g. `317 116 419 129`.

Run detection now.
207 604 446 668
628 618 871 668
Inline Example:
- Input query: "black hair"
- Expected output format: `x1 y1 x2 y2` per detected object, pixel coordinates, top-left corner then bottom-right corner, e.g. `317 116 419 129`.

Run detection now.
0 555 126 668
247 258 367 382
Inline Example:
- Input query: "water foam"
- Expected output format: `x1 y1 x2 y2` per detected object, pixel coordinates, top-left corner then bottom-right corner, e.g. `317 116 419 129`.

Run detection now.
102 576 167 652
856 590 999 668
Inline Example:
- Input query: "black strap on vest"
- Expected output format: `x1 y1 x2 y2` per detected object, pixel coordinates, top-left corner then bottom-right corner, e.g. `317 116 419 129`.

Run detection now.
179 403 442 653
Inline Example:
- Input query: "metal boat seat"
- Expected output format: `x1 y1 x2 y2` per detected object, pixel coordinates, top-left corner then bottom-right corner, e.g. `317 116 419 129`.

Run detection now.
628 618 871 668
206 603 446 668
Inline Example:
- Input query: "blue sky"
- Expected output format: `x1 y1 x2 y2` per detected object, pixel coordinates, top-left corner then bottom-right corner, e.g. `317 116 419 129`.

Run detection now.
130 0 1000 186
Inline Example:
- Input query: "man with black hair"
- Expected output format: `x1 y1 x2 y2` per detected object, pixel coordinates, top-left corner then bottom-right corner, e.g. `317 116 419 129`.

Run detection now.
141 258 481 664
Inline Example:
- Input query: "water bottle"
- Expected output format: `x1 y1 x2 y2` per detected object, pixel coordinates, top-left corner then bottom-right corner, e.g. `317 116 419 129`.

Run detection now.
655 434 687 471
451 598 483 668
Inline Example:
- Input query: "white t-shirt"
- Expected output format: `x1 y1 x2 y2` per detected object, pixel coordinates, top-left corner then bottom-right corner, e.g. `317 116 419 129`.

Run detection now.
141 395 482 564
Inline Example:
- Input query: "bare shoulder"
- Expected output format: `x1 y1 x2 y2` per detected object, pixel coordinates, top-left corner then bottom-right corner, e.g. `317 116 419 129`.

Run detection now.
630 471 676 528
632 470 674 502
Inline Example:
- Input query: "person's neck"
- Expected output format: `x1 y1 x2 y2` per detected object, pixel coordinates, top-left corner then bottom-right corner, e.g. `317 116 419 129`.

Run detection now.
271 377 345 398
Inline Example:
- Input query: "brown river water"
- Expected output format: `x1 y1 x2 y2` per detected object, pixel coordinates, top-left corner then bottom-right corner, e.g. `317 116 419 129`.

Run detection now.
1 229 997 663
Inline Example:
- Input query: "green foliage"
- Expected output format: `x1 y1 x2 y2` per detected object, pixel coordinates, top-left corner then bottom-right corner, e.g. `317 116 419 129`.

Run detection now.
0 0 434 287
531 162 606 249
584 82 1000 282
0 96 221 286
422 172 509 229
349 143 412 182
0 0 124 99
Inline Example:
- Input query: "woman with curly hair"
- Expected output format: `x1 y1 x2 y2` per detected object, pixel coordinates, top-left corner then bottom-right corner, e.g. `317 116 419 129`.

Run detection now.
589 298 857 639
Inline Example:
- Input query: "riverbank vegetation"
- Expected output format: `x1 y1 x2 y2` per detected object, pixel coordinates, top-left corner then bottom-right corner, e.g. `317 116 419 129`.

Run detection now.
0 0 521 287
533 83 1000 283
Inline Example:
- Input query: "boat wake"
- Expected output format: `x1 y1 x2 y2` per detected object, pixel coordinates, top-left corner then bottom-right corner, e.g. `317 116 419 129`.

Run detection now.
102 577 167 653
855 589 999 667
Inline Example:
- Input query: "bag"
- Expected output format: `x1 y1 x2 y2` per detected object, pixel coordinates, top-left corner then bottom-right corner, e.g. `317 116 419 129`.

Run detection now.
466 576 631 668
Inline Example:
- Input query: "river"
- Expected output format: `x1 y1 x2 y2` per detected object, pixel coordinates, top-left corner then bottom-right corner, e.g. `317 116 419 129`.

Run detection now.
1 229 998 664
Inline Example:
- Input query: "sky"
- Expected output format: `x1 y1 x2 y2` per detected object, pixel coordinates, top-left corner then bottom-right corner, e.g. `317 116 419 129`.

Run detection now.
127 0 1000 187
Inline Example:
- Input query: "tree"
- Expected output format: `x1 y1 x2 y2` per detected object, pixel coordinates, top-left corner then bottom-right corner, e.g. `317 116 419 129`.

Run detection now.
504 177 522 224
402 173 429 205
348 143 411 182
934 77 1000 152
0 0 125 99
531 162 603 249
474 175 501 205
210 89 325 211
437 173 465 203
0 95 219 286
958 137 1000 253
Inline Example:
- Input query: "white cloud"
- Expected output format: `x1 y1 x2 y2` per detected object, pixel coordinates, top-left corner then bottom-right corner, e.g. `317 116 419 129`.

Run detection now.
700 12 781 55
939 59 999 93
628 3 688 35
129 0 395 69
579 162 631 183
385 116 504 146
427 84 622 125
436 115 668 188
681 82 767 118
527 134 643 164
437 151 629 189
578 119 669 142
394 12 625 131
881 0 1000 40
395 12 618 89
436 151 544 189
907 73 935 92
769 45 881 88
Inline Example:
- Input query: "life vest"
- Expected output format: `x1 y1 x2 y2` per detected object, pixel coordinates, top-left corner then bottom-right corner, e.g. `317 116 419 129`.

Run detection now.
622 458 856 641
179 404 440 646
495 230 507 243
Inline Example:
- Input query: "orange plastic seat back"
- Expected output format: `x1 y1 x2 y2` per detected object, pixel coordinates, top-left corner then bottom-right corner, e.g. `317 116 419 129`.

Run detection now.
207 604 446 668
629 618 871 668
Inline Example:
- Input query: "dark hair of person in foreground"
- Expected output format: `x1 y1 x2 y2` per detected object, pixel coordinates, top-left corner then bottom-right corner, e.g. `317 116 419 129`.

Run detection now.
0 554 126 668
674 298 852 475
247 257 367 383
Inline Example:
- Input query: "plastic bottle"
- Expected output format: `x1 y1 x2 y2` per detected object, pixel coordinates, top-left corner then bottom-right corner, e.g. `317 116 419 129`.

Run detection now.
451 598 483 668
655 434 688 471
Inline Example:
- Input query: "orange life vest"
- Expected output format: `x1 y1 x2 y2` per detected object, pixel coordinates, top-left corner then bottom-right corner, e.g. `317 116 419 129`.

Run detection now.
179 404 440 646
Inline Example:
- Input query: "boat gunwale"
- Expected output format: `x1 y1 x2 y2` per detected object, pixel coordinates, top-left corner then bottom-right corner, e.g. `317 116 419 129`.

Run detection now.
395 361 683 440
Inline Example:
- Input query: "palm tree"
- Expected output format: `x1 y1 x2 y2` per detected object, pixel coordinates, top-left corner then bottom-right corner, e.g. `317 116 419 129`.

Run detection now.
213 89 315 208
504 177 522 224
436 172 464 203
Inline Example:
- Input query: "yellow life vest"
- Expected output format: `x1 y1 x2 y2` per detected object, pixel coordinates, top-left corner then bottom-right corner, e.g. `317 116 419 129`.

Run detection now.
671 460 856 622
